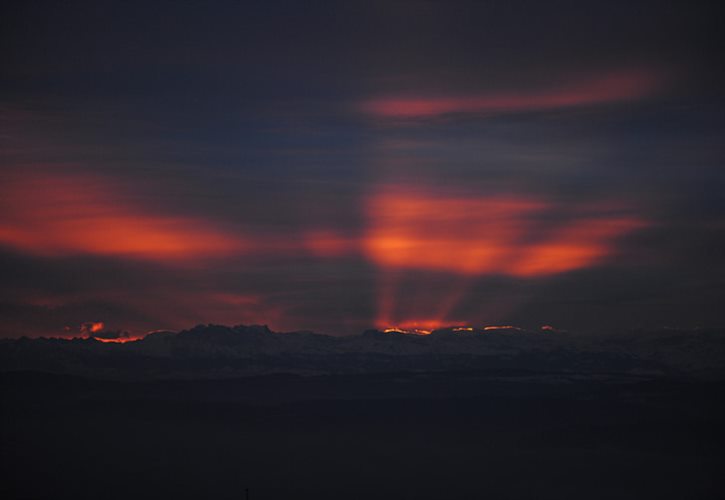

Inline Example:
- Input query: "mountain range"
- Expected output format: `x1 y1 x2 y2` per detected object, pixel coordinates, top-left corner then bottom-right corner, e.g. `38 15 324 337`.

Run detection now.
2 324 723 380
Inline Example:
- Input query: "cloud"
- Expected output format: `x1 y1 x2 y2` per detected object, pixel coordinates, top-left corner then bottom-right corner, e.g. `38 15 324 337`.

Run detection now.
363 186 644 277
361 69 662 119
362 184 647 328
0 171 246 262
80 321 105 335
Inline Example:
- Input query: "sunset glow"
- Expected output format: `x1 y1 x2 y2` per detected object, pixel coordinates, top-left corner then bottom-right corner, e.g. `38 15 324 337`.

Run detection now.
381 325 531 334
381 319 452 335
383 327 432 335
92 335 144 343
82 322 105 334
0 173 245 261
365 186 646 330
364 188 643 277
0 172 648 336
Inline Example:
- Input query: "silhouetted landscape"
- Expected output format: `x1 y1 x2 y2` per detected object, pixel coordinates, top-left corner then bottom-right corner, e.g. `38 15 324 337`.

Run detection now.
2 326 724 499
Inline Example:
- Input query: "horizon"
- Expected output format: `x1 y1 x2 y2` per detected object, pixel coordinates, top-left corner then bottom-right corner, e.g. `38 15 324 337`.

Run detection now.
6 320 722 344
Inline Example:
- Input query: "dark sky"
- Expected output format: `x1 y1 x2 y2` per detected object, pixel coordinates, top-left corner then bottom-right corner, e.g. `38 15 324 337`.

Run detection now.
1 0 724 337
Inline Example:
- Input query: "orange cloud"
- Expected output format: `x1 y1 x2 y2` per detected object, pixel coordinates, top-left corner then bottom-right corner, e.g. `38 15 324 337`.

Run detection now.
364 192 548 275
80 321 105 334
508 217 645 277
0 172 245 261
364 187 644 278
362 69 661 119
363 186 646 328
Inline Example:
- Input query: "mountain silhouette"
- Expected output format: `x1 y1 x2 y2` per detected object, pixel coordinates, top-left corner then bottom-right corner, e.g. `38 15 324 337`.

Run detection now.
1 324 723 380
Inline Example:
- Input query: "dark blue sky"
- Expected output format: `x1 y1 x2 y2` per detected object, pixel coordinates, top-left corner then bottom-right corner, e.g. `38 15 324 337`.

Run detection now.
1 0 724 336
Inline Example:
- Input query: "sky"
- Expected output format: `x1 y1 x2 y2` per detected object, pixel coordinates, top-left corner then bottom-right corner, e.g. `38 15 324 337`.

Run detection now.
1 0 724 337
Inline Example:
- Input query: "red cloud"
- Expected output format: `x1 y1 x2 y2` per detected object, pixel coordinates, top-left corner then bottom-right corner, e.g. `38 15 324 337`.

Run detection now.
363 186 647 328
0 172 245 261
361 69 662 119
364 187 644 277
80 321 105 334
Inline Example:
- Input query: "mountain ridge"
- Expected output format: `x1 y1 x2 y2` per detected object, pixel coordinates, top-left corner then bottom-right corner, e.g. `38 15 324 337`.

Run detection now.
1 324 723 380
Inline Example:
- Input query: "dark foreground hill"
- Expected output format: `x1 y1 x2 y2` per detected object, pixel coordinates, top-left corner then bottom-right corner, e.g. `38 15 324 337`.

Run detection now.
2 370 724 500
2 326 724 499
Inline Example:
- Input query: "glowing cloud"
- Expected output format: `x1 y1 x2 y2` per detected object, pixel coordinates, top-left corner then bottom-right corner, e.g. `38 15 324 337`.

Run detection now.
508 217 644 277
362 69 661 119
364 187 644 278
0 172 245 261
80 322 105 334
388 319 451 335
364 185 647 328
364 192 548 276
